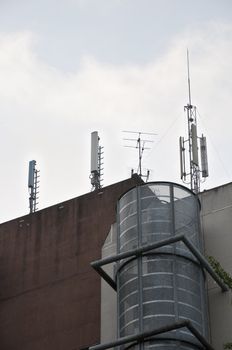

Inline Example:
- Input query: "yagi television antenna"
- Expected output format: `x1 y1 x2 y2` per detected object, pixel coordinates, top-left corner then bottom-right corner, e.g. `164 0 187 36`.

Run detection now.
123 130 156 181
179 50 209 194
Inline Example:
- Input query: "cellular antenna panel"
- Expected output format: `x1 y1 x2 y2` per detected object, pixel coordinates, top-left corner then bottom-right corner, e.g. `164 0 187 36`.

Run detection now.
28 160 36 188
179 136 186 180
200 136 209 178
91 131 99 173
90 131 104 191
28 160 39 213
191 124 199 166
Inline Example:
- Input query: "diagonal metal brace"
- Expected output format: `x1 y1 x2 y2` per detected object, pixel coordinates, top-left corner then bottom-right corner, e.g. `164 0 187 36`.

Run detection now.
91 234 228 292
88 320 215 350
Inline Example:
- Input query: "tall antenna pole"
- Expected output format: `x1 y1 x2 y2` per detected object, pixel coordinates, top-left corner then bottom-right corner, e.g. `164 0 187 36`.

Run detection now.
179 51 209 194
187 49 198 193
187 49 192 106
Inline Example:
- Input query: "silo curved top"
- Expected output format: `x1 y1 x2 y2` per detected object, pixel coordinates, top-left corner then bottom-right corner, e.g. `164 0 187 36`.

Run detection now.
117 182 202 260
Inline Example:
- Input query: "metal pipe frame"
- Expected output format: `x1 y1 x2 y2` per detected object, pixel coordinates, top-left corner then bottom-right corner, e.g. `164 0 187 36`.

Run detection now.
91 234 228 292
89 320 215 350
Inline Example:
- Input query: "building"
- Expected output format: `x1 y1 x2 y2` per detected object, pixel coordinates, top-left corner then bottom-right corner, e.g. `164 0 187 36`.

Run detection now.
0 175 231 350
200 183 232 349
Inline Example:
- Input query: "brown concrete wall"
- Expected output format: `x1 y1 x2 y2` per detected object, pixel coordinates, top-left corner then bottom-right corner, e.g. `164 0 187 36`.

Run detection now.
0 176 142 350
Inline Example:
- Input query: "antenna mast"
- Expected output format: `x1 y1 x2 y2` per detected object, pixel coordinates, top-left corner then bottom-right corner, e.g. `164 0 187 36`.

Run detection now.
28 160 39 213
179 50 209 194
123 131 155 181
90 131 104 191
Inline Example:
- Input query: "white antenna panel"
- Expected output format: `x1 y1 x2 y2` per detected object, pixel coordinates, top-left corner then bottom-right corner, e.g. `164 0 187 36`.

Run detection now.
200 136 209 177
91 131 99 173
191 124 199 166
28 160 39 213
28 160 36 188
179 137 186 180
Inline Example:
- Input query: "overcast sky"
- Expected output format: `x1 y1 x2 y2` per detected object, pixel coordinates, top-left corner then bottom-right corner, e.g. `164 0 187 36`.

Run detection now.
0 0 232 223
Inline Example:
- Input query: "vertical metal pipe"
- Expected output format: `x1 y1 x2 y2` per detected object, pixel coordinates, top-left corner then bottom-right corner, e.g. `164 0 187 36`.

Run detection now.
170 184 179 330
137 186 144 350
116 200 120 341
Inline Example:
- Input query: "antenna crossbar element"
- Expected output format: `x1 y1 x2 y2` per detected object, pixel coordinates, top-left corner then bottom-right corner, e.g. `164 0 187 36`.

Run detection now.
123 138 153 143
123 130 157 136
28 160 39 213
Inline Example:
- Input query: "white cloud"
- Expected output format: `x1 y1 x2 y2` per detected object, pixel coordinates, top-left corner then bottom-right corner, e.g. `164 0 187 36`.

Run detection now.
0 22 232 222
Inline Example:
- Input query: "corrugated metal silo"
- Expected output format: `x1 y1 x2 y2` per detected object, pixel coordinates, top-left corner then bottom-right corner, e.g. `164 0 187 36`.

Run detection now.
117 182 208 349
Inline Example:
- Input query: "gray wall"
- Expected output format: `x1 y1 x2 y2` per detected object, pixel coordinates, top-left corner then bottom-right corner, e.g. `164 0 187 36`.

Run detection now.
101 224 117 344
200 183 232 350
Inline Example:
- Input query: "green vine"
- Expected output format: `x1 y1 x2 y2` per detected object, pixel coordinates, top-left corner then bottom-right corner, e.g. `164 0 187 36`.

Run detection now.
207 255 232 290
207 256 232 350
